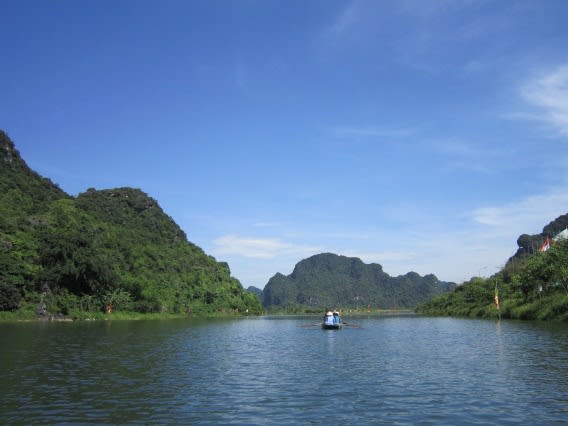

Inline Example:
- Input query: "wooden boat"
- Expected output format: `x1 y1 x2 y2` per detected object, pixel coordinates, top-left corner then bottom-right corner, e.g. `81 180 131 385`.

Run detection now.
322 310 342 329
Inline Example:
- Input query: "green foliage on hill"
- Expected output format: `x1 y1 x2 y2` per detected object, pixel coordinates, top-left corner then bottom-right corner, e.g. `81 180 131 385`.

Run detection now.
262 253 456 311
0 130 262 317
417 217 568 321
247 286 263 299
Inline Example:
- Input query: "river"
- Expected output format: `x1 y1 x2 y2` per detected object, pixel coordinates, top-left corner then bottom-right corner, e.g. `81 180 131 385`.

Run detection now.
1 315 567 425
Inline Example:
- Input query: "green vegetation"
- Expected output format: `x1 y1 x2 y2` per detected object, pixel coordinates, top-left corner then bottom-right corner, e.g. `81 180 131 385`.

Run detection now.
262 253 456 311
416 238 568 321
0 130 262 319
5 128 566 321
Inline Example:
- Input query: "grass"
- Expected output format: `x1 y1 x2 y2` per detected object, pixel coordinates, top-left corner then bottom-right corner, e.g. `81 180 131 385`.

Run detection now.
0 309 256 322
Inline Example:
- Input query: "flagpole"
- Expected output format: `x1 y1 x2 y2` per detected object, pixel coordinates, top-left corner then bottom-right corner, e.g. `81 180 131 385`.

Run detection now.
494 281 501 321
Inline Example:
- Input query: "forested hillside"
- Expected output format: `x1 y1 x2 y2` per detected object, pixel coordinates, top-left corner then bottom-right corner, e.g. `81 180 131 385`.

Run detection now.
262 253 456 310
417 213 568 321
0 130 262 317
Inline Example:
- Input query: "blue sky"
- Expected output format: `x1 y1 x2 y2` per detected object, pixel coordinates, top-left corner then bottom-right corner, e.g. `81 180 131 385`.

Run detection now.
2 0 568 288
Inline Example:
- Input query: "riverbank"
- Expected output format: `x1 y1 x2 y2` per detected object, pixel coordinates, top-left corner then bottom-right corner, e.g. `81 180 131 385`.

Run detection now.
416 291 568 321
0 309 256 322
0 308 418 322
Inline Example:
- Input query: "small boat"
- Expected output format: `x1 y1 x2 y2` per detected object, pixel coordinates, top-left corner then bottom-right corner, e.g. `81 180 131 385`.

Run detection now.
322 322 342 330
322 310 342 330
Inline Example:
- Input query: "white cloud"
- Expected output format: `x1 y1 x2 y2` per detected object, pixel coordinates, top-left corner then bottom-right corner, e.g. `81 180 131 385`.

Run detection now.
212 187 568 288
212 234 322 260
343 249 418 263
333 126 415 139
213 187 568 288
521 64 568 136
397 0 487 19
336 187 568 282
328 1 360 36
252 221 282 228
472 189 568 233
472 207 504 226
431 139 486 157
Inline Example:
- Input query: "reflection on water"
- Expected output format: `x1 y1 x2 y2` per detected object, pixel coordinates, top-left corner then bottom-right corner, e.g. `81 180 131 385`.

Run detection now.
1 316 567 424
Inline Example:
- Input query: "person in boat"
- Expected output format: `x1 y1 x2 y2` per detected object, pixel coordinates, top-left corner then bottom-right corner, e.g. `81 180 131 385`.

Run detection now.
324 310 334 326
333 311 341 325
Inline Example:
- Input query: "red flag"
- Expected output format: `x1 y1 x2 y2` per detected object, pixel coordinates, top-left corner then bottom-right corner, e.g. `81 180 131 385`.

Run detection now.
539 237 551 252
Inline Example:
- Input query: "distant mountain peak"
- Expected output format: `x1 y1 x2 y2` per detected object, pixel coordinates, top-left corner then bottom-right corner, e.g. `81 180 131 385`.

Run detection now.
263 252 454 309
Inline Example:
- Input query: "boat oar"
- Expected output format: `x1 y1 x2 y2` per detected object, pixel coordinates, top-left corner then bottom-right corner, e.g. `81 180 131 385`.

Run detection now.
342 322 361 328
301 322 321 328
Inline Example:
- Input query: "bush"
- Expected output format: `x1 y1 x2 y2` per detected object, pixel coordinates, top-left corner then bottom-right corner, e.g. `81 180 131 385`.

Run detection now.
0 280 22 311
44 289 80 316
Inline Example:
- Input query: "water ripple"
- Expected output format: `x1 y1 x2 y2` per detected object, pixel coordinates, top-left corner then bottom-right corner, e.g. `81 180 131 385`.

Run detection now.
1 317 568 424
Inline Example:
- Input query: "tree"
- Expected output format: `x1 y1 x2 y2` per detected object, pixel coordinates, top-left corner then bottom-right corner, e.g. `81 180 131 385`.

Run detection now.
0 242 27 310
543 239 568 293
36 200 118 298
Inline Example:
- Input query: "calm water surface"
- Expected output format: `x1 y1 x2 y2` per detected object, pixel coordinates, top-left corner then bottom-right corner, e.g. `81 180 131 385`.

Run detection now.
1 315 568 425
